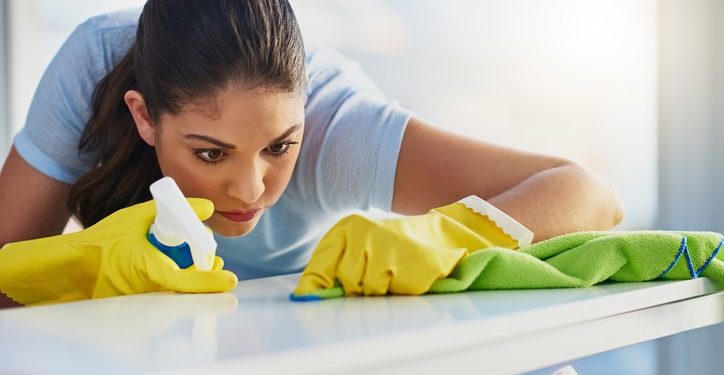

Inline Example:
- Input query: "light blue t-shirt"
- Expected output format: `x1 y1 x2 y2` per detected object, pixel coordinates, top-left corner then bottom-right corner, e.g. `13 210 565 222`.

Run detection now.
14 9 411 280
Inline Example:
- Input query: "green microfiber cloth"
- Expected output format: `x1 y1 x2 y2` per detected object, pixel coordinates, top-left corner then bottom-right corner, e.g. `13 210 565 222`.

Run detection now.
292 231 723 300
429 231 723 293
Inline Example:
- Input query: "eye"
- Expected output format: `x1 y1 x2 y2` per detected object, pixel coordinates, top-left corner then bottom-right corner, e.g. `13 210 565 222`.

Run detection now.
265 141 299 157
195 149 226 165
267 143 290 155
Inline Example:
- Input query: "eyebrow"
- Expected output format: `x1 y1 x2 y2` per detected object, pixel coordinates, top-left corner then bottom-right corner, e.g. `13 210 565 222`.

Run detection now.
183 123 302 150
270 124 303 144
183 134 236 149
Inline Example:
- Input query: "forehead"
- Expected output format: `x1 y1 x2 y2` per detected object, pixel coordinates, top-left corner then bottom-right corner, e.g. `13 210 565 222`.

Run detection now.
162 87 305 142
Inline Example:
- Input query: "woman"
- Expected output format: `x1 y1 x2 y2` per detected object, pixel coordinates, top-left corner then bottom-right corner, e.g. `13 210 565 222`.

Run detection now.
0 0 623 306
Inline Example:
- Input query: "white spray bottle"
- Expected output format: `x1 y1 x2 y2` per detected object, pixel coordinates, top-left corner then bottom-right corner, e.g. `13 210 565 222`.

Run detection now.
148 176 216 271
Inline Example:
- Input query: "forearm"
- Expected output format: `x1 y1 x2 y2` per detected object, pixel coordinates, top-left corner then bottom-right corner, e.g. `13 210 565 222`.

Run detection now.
0 146 72 247
487 163 624 242
0 292 21 308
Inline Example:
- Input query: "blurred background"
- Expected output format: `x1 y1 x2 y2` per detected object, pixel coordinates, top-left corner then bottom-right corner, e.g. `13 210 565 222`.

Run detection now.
0 0 721 373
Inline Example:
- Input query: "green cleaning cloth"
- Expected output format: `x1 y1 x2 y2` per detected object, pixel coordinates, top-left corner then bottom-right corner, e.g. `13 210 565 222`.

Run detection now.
430 231 723 293
291 231 723 301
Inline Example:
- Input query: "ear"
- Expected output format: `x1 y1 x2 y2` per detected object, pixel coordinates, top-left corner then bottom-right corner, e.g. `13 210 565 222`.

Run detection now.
124 90 157 147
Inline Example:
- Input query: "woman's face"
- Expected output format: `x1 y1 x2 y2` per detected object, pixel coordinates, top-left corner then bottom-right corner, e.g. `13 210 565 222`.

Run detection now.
149 87 305 237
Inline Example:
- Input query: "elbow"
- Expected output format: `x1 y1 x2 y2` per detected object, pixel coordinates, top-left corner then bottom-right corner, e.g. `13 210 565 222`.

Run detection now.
607 182 625 228
591 168 625 230
567 162 625 230
613 182 625 225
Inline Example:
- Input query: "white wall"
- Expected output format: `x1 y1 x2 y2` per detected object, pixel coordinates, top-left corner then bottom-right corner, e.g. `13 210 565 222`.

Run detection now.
0 1 9 155
656 3 723 372
658 0 724 232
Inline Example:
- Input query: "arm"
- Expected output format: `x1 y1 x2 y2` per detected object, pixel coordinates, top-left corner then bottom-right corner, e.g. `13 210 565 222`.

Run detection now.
392 117 624 242
0 15 119 247
0 146 72 247
0 292 19 308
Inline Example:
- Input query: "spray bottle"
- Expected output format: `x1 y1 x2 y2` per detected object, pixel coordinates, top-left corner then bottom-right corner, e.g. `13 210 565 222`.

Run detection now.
147 176 216 270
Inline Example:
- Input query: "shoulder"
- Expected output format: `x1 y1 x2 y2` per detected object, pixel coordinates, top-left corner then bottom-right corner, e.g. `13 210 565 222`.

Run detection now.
70 8 140 73
304 47 384 100
79 7 140 31
291 47 412 213
15 8 143 184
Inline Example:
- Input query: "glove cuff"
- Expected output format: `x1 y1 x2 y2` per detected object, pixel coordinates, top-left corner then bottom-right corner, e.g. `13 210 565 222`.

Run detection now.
0 235 99 305
456 196 534 248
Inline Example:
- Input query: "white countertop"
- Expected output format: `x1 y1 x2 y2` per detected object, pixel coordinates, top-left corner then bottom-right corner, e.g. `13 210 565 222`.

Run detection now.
0 274 721 374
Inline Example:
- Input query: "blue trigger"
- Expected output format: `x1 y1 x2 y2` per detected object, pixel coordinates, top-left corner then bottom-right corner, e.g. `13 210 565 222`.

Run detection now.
147 232 194 269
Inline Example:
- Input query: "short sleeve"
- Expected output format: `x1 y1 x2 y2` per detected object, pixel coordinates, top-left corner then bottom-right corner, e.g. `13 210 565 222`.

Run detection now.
290 48 412 214
13 12 137 184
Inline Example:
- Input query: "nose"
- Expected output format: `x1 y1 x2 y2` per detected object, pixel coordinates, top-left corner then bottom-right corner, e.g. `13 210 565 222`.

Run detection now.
226 160 265 204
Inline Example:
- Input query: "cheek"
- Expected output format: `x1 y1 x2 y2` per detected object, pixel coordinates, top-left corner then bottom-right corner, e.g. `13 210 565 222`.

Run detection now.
155 148 219 199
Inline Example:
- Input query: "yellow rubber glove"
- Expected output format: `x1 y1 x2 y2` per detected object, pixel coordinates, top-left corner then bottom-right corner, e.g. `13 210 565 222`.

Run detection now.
293 196 533 300
0 198 238 306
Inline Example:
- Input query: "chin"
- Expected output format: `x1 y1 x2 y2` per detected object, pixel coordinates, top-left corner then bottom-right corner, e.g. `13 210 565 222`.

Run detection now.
209 221 257 238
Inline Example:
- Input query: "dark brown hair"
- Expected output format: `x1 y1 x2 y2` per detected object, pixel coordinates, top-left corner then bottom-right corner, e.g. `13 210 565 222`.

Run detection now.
68 0 306 226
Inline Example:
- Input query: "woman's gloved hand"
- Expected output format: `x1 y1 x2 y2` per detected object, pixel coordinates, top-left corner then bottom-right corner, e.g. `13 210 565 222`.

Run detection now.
292 196 533 300
0 198 238 306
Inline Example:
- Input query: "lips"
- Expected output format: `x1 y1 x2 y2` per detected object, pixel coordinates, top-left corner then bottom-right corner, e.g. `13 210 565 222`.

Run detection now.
217 209 261 222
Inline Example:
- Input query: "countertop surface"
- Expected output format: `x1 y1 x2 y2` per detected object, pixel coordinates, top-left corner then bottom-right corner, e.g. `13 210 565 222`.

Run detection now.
0 274 721 374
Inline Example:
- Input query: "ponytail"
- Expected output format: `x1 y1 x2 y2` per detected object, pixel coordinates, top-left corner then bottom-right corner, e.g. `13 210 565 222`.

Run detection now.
67 48 161 227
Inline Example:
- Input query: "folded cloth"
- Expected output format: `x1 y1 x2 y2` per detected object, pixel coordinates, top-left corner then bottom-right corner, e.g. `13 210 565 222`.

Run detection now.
292 231 723 300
